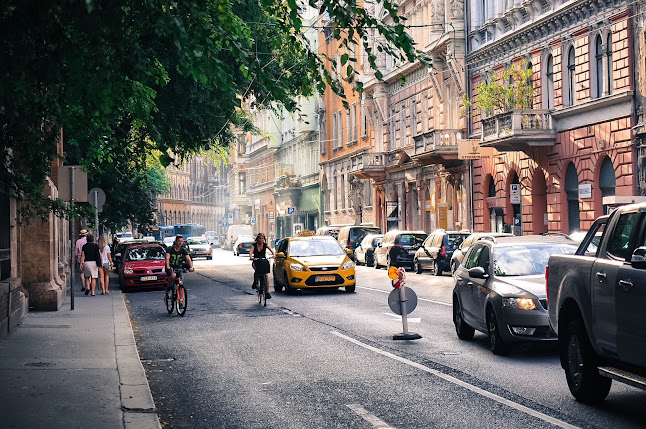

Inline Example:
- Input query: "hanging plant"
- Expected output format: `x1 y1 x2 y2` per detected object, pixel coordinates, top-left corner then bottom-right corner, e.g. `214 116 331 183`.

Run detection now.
462 60 534 118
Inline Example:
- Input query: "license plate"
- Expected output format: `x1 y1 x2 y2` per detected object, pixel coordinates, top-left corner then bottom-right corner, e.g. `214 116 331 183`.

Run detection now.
316 275 335 282
140 275 157 281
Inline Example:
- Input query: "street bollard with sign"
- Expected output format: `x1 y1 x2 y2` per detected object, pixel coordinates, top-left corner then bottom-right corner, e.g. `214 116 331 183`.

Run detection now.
387 267 422 340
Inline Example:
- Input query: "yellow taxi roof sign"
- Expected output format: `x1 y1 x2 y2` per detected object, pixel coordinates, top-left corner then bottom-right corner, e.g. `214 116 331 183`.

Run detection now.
297 230 315 237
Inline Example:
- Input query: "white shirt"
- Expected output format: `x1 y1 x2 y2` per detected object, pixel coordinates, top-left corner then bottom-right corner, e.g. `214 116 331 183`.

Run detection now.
100 245 111 265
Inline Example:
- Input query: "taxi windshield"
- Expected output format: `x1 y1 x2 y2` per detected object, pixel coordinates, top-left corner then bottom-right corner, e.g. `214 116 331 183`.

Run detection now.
289 240 345 257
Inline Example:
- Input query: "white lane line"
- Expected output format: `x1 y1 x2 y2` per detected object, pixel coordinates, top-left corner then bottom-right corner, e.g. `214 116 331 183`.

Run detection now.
358 286 451 307
383 313 421 323
346 404 395 429
332 331 580 429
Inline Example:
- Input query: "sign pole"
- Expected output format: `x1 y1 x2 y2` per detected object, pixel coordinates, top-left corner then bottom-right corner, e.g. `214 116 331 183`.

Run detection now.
94 189 99 236
70 167 75 311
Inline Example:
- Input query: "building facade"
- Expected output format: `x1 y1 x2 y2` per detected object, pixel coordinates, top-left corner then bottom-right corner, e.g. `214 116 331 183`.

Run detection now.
467 0 640 234
353 0 472 234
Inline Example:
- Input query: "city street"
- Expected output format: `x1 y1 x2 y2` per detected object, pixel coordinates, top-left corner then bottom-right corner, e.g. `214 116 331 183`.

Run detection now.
123 249 646 428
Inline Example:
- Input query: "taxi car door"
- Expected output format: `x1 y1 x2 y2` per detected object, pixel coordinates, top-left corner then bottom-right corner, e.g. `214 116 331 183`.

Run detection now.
274 239 289 284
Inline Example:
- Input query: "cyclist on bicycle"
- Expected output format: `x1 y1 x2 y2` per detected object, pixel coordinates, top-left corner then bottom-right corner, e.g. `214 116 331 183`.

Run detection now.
250 232 275 298
166 235 194 302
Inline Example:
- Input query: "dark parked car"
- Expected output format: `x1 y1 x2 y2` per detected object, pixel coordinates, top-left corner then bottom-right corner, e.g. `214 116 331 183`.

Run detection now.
452 235 577 355
337 226 381 261
413 229 470 276
118 243 169 291
449 232 513 273
373 230 426 270
354 234 383 266
233 235 254 256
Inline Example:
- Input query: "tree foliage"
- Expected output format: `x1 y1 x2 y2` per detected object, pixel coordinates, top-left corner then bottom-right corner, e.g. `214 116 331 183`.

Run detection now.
1 0 425 226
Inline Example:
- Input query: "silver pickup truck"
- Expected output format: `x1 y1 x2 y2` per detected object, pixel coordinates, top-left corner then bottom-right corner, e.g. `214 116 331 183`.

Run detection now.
547 203 646 404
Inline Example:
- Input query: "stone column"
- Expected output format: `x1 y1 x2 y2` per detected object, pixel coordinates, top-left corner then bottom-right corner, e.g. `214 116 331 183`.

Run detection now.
20 179 65 311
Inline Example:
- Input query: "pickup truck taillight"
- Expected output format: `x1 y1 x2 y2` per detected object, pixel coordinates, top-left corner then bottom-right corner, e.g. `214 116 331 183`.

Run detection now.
545 265 549 303
440 245 446 257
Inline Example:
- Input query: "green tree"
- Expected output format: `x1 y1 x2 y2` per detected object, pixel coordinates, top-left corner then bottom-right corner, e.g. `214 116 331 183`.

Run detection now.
1 0 425 226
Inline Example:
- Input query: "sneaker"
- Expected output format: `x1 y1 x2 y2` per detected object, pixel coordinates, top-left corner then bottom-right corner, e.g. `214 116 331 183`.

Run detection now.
266 293 272 299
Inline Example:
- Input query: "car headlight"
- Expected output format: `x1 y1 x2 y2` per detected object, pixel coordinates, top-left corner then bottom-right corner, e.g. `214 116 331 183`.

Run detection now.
342 260 355 270
290 263 307 272
502 297 537 310
123 267 134 275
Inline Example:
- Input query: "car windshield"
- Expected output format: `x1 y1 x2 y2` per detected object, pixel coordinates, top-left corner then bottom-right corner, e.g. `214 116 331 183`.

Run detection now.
126 246 166 261
493 244 577 276
396 234 426 246
187 238 208 245
289 240 345 257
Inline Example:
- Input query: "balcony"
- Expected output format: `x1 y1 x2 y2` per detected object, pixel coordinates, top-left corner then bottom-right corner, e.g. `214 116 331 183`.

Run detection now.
411 129 461 165
274 175 302 205
349 152 386 181
480 110 556 151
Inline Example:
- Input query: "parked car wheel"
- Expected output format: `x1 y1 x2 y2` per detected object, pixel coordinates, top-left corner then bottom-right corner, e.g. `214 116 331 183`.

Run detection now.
433 259 443 276
366 254 373 267
374 255 380 269
414 259 422 274
451 260 458 274
386 256 392 270
487 307 509 355
564 316 611 404
453 295 475 340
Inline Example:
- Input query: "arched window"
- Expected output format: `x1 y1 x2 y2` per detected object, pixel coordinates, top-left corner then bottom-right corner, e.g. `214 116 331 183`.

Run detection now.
488 176 496 198
565 163 580 233
606 33 613 95
595 35 603 98
599 157 616 214
545 55 554 109
567 47 575 106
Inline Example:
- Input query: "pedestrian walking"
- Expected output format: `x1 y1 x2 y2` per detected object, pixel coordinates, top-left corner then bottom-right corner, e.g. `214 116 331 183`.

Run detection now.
75 229 88 291
80 233 101 296
98 235 113 295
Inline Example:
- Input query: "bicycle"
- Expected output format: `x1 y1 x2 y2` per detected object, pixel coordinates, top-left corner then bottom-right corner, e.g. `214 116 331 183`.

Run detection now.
253 257 269 307
165 267 191 316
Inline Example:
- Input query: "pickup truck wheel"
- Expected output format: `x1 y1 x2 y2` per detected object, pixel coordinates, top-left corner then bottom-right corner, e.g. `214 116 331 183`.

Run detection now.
564 317 611 404
487 308 509 355
453 296 475 340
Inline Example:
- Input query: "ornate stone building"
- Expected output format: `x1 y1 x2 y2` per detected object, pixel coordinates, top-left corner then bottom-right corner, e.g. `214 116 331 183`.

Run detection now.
467 0 641 234
354 0 472 233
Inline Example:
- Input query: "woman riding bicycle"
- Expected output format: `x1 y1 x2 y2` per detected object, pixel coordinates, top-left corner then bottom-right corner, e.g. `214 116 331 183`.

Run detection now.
166 235 194 303
250 232 275 298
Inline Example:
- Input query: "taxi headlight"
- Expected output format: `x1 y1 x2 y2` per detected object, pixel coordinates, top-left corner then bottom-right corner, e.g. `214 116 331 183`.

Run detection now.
502 297 537 311
342 260 355 270
123 267 134 275
290 263 307 272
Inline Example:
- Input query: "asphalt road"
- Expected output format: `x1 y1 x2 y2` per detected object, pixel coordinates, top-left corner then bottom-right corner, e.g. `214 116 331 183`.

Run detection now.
125 248 646 429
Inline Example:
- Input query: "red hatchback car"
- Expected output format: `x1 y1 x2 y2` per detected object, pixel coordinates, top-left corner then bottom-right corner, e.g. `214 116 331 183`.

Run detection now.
118 243 168 290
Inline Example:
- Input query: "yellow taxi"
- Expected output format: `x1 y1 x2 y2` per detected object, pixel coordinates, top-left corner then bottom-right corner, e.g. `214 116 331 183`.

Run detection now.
272 233 356 293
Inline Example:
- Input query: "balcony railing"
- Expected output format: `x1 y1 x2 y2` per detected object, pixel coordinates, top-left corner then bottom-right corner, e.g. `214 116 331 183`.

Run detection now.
349 152 386 180
411 129 462 165
480 110 556 151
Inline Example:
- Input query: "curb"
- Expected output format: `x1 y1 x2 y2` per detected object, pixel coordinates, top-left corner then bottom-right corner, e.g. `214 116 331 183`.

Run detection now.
113 291 162 429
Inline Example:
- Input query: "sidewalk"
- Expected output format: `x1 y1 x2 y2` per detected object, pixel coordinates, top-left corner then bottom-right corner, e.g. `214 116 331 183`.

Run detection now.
0 285 160 429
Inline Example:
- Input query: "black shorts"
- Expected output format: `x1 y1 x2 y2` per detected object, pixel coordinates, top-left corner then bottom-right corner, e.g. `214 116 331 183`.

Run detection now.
253 259 270 275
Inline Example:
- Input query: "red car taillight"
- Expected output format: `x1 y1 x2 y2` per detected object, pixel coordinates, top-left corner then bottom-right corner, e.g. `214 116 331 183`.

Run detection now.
440 245 446 257
238 244 243 248
545 265 549 303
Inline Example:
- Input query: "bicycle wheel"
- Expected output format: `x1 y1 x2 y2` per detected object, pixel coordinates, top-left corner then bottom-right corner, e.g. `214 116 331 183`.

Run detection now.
176 284 187 316
165 286 174 314
257 275 263 305
260 275 267 307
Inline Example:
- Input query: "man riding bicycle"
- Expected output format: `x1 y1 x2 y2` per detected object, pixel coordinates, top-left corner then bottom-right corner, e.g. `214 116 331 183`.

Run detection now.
166 235 194 305
250 232 275 298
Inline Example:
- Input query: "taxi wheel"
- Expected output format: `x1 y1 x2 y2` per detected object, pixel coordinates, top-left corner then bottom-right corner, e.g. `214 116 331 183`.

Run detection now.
273 272 283 292
283 271 295 294
345 284 356 293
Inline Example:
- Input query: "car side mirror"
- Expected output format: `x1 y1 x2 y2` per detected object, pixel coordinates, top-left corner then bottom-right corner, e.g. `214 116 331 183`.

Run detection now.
631 247 646 269
276 252 285 258
468 267 489 279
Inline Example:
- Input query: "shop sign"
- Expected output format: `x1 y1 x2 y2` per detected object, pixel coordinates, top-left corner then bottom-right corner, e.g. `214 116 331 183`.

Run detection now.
268 212 275 221
510 184 521 204
438 206 448 229
458 139 495 159
386 201 399 221
579 184 592 199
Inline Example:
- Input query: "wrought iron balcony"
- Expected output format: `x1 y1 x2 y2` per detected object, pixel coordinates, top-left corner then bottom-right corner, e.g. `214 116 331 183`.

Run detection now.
349 152 386 181
480 110 556 151
411 129 462 165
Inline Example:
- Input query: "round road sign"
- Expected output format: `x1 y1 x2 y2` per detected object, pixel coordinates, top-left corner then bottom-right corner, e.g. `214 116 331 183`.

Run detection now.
88 188 106 207
388 287 418 315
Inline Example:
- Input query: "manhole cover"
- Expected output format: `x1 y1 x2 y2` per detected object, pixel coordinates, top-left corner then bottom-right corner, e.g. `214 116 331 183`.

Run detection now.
24 362 56 367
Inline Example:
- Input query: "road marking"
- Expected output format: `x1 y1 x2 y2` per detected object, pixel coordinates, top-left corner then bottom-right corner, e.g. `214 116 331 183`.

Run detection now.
383 313 421 323
358 286 451 307
346 404 395 429
332 331 579 429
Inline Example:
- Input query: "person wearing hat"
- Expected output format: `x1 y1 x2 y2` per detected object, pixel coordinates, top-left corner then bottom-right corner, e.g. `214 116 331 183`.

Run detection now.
75 229 89 291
